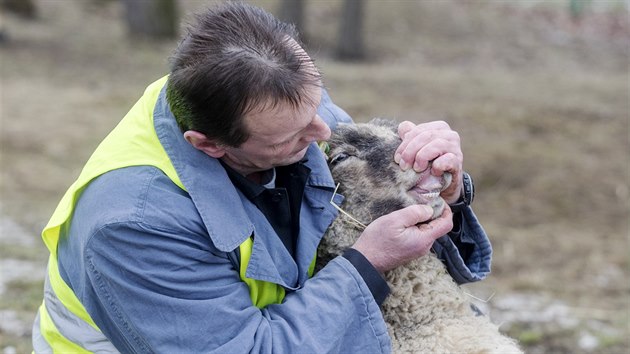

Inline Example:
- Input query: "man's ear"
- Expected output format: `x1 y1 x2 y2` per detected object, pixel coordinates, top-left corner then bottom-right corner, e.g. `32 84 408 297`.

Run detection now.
183 130 226 158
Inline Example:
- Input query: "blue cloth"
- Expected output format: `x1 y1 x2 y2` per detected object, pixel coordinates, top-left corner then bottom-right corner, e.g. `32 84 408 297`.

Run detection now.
57 87 491 353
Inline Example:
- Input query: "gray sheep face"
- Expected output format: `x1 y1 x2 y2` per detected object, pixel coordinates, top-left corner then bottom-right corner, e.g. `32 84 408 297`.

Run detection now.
326 118 452 225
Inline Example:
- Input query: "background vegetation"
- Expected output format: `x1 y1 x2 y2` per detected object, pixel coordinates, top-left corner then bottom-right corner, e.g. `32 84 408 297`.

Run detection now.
1 0 628 353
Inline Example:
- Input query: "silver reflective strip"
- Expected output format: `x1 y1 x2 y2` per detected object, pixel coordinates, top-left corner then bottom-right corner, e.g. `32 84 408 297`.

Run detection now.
32 310 53 354
43 274 120 353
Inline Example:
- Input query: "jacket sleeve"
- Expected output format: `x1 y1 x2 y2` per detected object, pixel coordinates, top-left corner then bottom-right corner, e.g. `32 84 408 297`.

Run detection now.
432 206 492 284
76 222 390 354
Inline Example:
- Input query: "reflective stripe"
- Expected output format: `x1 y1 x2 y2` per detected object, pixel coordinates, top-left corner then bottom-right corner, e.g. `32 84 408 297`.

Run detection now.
308 252 317 276
41 274 120 353
38 301 89 354
32 310 53 354
47 256 98 329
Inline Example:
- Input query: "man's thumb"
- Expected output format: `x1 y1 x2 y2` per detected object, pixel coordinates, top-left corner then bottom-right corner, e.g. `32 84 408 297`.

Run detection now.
391 205 434 227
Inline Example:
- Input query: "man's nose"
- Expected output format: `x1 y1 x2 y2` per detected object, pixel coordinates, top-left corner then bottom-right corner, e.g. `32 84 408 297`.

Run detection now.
308 114 332 142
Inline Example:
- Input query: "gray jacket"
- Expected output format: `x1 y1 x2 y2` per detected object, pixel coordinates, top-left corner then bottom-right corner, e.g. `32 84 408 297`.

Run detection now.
56 88 491 353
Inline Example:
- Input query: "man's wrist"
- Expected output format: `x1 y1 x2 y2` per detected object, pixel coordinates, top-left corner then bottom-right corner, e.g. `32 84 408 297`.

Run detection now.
342 248 390 305
448 172 474 213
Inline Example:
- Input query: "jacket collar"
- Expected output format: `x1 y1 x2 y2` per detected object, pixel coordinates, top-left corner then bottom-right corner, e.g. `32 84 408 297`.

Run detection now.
152 88 336 254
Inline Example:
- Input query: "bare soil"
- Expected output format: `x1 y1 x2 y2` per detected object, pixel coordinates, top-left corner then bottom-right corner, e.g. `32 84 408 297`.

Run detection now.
1 1 628 353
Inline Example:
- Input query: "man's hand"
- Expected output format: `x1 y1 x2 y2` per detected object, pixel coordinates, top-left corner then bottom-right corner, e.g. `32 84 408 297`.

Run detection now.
351 205 454 273
395 120 463 204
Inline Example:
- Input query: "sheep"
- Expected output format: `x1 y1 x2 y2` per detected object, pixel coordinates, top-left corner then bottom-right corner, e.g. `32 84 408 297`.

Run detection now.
318 118 522 354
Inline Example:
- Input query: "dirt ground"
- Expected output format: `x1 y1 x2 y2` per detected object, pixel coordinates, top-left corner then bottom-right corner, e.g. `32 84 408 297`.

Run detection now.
1 0 628 353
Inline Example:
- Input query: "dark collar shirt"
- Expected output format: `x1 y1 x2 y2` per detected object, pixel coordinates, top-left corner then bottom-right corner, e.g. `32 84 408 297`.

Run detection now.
221 160 311 258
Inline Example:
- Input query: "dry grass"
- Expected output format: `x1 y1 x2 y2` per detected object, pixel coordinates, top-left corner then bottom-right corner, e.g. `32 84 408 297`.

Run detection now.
1 0 628 353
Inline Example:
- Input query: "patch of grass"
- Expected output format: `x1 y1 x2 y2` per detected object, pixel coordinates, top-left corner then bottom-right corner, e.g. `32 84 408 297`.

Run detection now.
598 334 624 349
0 334 32 354
0 280 44 312
0 243 46 261
517 329 544 345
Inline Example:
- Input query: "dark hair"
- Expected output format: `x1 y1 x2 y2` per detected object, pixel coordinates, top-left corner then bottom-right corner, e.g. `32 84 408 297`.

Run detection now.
166 2 321 147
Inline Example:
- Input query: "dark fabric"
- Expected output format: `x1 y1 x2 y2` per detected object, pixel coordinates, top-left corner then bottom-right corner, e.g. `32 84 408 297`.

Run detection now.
447 211 475 261
342 248 390 306
276 163 311 254
221 161 311 257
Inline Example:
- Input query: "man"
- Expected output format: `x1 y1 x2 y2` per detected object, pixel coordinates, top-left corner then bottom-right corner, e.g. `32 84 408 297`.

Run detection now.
33 2 490 353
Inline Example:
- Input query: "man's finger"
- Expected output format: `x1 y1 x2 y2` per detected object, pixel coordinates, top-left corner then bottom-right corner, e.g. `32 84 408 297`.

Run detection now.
416 208 454 239
396 128 460 167
397 121 416 140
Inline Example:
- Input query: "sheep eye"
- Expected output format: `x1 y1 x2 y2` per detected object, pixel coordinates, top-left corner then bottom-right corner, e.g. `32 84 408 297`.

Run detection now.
330 152 350 165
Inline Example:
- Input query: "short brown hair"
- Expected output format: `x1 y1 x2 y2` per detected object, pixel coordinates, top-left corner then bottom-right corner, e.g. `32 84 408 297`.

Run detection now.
166 2 321 147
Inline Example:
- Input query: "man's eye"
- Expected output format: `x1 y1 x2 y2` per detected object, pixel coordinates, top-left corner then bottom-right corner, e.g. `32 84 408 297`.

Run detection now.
330 152 350 165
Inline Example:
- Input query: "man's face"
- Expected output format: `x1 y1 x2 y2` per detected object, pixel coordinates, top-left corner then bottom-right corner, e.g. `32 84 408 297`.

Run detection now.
220 84 331 176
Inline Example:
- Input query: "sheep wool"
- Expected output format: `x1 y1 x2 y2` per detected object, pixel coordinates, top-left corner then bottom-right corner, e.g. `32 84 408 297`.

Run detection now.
317 119 522 354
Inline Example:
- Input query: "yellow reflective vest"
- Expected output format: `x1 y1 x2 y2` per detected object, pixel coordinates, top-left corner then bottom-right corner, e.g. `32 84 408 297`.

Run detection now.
33 76 310 352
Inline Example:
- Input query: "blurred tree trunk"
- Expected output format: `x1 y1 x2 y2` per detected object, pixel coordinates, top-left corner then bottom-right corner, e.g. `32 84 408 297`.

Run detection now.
122 0 178 40
569 0 589 23
1 0 37 19
278 0 308 43
335 0 366 61
0 8 5 43
0 24 6 44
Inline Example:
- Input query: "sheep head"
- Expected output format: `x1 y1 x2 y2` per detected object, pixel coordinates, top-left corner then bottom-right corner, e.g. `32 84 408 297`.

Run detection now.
325 118 452 226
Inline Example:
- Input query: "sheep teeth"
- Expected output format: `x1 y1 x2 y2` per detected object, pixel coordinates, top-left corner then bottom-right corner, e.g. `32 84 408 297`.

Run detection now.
421 192 439 199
